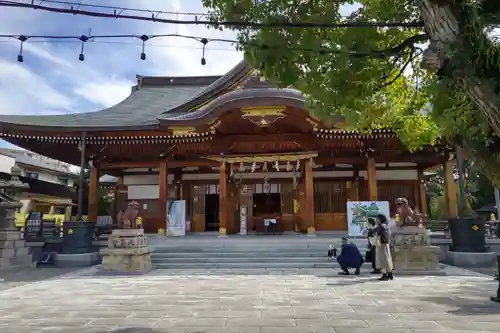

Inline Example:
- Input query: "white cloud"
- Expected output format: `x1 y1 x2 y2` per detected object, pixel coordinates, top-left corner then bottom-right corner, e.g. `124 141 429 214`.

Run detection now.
0 0 244 151
0 0 243 116
0 59 76 114
73 81 133 109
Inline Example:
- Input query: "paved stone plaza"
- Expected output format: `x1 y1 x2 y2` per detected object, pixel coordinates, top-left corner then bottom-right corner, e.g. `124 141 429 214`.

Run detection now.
1 266 500 333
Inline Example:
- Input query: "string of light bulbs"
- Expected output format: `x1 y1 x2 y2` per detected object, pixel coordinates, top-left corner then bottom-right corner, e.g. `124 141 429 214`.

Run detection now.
0 0 425 29
0 33 424 65
0 39 239 52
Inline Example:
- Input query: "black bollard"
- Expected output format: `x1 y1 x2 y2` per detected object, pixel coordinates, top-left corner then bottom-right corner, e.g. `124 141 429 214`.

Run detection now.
491 279 500 302
491 251 500 302
497 255 500 281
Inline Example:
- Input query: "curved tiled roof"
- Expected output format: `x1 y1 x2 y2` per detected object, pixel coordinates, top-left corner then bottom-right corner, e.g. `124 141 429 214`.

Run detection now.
0 60 250 131
158 88 307 123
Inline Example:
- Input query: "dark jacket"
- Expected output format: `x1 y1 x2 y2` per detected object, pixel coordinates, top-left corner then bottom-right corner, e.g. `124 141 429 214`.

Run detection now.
375 223 390 245
337 243 363 268
367 227 376 243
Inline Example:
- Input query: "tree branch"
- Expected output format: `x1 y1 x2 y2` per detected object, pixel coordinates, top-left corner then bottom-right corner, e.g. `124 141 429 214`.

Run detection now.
378 50 421 89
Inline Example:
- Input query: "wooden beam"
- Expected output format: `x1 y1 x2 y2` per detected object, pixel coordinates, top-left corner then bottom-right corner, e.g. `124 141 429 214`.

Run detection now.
99 160 218 170
159 160 168 231
304 158 315 234
219 162 228 236
367 157 377 201
443 160 458 218
88 166 99 222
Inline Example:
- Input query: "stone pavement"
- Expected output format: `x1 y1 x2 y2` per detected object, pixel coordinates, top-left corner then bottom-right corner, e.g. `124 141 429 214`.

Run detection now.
0 266 500 333
0 266 79 292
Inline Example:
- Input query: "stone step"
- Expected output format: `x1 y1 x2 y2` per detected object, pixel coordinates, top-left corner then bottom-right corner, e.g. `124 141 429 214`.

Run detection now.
151 250 367 258
151 256 342 264
151 246 369 252
152 262 355 269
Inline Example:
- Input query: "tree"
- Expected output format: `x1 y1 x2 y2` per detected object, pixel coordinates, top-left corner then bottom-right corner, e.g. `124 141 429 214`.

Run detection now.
202 0 500 185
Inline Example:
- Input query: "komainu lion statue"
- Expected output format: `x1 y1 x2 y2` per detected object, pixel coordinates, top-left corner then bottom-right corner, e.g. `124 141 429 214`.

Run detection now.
395 197 422 227
117 201 141 229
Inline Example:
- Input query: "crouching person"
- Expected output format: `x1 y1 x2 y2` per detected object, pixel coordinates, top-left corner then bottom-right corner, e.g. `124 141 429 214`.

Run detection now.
336 236 363 275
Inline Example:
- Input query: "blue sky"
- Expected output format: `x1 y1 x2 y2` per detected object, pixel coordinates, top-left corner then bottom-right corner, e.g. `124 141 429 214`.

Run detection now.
0 1 360 152
0 0 245 149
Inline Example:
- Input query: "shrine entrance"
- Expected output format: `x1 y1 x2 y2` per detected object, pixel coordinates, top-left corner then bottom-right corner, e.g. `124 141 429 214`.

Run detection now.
204 194 220 231
253 193 281 217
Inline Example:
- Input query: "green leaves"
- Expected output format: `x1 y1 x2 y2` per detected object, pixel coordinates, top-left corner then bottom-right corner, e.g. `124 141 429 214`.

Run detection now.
203 0 500 186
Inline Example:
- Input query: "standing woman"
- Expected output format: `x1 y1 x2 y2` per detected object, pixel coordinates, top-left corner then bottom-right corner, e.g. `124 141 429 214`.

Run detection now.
366 217 380 274
375 214 394 281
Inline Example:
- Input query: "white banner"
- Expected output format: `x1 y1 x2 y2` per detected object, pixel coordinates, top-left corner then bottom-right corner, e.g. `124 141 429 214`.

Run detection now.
239 205 247 235
166 200 186 236
346 201 390 237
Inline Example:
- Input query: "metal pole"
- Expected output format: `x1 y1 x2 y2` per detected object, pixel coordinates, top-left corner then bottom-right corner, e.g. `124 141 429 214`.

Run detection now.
495 188 500 220
76 132 87 220
455 144 467 217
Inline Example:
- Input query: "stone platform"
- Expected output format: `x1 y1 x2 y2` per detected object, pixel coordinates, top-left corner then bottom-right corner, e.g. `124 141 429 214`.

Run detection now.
100 229 152 273
392 226 440 272
0 231 32 268
55 252 100 268
446 250 497 267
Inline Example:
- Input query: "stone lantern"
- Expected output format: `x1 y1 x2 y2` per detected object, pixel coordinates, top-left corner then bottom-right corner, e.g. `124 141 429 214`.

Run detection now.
0 165 32 268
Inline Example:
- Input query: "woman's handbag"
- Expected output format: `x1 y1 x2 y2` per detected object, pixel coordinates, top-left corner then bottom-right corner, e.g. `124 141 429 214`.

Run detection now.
369 235 381 248
365 247 374 263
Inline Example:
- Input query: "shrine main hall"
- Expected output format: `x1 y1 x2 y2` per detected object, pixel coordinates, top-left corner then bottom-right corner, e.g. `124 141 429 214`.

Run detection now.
0 61 458 234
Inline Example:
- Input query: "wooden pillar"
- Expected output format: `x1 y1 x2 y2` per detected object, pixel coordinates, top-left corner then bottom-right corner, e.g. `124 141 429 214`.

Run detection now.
112 176 122 221
418 170 428 218
367 157 378 201
88 166 99 222
159 160 168 230
304 158 315 234
443 160 458 218
219 162 228 236
348 170 360 202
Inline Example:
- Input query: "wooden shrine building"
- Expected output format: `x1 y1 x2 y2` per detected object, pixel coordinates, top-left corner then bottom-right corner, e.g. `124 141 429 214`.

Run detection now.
0 61 458 234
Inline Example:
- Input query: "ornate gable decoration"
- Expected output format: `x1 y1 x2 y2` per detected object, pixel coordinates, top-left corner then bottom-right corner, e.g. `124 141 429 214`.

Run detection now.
240 106 285 127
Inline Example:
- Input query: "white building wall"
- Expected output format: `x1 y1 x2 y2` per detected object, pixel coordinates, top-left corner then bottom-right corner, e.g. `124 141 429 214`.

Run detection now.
124 169 418 200
0 155 15 174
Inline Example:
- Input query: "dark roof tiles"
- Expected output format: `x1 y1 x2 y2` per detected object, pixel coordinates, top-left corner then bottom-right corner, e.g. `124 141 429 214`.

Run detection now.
0 84 209 129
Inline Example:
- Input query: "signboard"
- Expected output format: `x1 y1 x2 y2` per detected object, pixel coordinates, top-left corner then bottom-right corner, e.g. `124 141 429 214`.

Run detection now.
166 200 186 236
346 201 390 237
239 205 247 235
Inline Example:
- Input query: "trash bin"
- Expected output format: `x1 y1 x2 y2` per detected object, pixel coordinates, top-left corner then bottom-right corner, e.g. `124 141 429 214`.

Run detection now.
62 221 94 254
449 217 486 252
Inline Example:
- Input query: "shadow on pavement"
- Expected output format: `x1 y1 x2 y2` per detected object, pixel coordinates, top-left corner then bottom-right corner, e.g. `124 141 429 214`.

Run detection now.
419 279 500 316
0 266 78 291
109 329 159 333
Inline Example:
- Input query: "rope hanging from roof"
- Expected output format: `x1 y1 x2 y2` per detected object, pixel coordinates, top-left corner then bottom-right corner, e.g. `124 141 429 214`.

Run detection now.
204 152 317 164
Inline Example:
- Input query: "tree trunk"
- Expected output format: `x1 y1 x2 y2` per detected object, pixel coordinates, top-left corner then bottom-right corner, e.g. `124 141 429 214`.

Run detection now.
418 0 500 135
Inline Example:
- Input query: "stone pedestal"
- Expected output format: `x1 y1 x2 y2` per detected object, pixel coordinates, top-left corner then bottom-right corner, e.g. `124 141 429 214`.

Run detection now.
0 230 32 268
391 226 440 272
100 229 152 273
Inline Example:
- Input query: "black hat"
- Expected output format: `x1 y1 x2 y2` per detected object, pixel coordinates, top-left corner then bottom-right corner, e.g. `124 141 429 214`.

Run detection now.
376 214 388 224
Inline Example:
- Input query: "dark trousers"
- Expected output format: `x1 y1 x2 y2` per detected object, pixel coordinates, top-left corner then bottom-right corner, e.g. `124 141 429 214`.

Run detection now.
338 256 362 272
370 245 377 271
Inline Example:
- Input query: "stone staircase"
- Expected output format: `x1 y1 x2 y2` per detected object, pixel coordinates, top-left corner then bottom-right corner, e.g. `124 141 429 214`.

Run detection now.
149 235 368 270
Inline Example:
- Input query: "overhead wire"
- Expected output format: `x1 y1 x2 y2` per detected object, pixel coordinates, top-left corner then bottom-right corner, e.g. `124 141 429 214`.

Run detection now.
0 32 426 65
18 0 209 16
0 0 425 29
